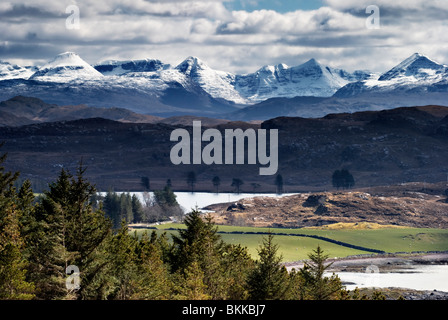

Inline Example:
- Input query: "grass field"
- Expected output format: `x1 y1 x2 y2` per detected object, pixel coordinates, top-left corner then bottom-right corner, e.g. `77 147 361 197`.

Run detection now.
132 223 448 262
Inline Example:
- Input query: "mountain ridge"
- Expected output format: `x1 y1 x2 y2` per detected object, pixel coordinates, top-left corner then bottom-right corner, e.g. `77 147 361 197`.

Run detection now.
0 51 374 104
0 52 447 120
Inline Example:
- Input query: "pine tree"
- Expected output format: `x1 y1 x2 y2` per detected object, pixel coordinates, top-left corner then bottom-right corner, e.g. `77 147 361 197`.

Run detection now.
170 210 221 272
174 260 210 300
0 150 35 299
231 178 244 194
103 191 121 228
221 244 254 300
332 169 355 189
0 147 19 196
299 245 343 300
30 166 112 300
104 221 139 300
120 193 133 223
27 193 68 299
131 194 144 223
132 232 172 300
0 194 35 299
154 186 178 207
170 209 229 299
246 232 288 300
64 166 112 299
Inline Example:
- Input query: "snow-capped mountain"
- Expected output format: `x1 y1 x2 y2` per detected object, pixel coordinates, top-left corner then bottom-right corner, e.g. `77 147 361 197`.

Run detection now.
234 58 372 102
378 53 446 81
0 52 239 116
229 53 448 121
175 56 247 104
335 53 448 97
17 52 370 105
94 58 169 75
169 56 372 104
30 52 103 81
0 51 447 120
0 61 37 80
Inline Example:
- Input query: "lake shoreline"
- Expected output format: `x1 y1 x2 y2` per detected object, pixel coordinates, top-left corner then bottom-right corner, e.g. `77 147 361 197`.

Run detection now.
284 252 448 272
286 252 448 299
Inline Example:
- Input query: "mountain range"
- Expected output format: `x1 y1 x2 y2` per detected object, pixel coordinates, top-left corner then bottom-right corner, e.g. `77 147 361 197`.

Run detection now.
0 52 447 120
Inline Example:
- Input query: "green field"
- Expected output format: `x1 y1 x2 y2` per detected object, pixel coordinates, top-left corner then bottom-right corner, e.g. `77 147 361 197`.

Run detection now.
132 224 448 262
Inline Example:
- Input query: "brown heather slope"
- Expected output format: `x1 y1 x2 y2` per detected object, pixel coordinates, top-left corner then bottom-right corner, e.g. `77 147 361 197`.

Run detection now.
0 96 161 125
1 102 448 192
204 183 448 229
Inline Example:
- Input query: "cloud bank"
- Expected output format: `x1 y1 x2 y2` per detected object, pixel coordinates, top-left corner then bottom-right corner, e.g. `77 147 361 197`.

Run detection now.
1 0 447 73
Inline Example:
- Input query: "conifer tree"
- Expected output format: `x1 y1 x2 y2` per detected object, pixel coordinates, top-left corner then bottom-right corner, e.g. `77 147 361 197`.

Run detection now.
132 231 173 300
221 244 254 300
0 199 35 300
120 193 133 223
174 261 210 300
27 193 68 299
299 245 343 300
0 150 35 299
246 232 288 300
103 191 121 228
154 186 178 207
131 194 144 223
170 209 221 272
170 209 229 299
231 178 244 194
30 165 112 300
105 221 139 300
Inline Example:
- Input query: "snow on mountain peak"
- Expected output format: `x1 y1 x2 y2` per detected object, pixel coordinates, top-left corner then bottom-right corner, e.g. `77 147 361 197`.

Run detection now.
378 53 446 81
94 58 168 75
176 56 210 75
335 53 448 98
234 58 354 102
0 61 37 80
173 56 248 104
30 52 103 81
302 58 320 67
45 52 88 67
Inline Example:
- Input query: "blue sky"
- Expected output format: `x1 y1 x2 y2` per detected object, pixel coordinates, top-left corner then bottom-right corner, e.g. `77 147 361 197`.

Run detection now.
225 0 323 12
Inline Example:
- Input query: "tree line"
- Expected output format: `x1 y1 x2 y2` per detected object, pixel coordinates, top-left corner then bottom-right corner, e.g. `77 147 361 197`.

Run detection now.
0 151 382 300
100 186 183 228
142 169 354 194
142 172 286 194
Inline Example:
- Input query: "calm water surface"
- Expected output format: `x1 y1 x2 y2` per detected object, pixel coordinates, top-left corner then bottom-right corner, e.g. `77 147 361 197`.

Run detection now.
331 265 448 291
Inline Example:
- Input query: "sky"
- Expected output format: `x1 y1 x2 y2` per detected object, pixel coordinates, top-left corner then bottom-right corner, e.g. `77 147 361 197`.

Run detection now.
1 0 448 74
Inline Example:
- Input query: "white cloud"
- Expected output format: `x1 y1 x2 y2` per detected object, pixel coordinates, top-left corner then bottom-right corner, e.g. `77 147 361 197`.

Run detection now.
1 0 448 74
